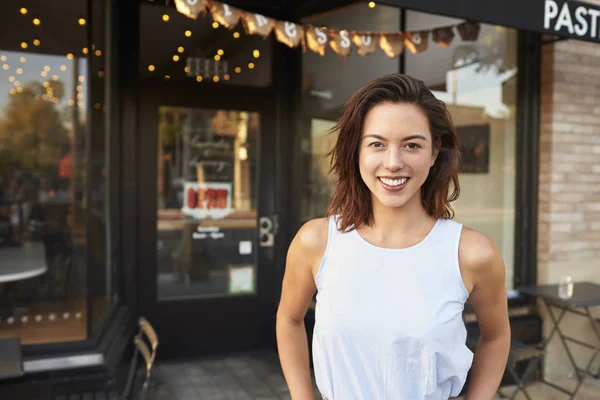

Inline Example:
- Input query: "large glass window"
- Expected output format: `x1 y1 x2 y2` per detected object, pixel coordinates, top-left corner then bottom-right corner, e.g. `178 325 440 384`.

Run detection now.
300 3 401 223
0 0 114 345
405 11 517 292
299 5 518 292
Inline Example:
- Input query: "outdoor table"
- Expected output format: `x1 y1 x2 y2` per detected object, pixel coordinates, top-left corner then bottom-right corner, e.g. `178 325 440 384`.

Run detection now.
0 242 47 319
519 282 600 399
0 242 47 283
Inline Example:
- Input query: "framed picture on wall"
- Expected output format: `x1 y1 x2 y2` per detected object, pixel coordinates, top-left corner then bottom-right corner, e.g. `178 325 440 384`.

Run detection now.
456 124 490 173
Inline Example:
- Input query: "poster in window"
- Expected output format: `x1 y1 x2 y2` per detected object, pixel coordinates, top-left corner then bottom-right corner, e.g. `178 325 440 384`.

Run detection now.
228 264 256 294
182 181 234 220
456 124 490 174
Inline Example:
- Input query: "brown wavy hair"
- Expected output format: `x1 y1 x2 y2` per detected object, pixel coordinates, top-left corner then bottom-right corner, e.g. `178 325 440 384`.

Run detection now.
326 73 461 231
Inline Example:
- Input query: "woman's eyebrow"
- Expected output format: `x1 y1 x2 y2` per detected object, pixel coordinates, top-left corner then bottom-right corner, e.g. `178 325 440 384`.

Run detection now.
363 134 428 142
364 134 387 141
402 134 428 142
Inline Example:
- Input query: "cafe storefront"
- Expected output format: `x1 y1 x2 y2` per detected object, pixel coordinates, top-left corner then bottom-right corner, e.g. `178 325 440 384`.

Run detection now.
1 0 600 397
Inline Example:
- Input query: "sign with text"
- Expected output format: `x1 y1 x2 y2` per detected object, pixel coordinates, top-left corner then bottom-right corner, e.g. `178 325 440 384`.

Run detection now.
383 0 600 44
182 182 234 220
543 0 600 42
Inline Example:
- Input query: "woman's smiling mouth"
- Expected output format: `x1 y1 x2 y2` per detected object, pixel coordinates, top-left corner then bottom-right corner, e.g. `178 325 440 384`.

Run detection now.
378 177 409 191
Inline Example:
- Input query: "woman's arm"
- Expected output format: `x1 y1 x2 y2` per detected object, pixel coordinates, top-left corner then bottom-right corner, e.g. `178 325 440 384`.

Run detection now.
276 218 328 400
460 228 511 400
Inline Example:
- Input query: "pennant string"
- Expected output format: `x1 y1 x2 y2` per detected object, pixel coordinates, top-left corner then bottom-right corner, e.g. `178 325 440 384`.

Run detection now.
173 1 481 57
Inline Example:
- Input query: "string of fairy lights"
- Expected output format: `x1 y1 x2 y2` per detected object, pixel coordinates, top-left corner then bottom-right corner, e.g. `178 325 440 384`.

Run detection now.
2 1 270 110
147 5 262 82
1 6 104 110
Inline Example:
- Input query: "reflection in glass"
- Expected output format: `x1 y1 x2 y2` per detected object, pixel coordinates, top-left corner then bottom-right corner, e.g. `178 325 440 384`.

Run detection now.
0 0 112 345
0 48 87 343
157 107 259 300
299 3 401 224
405 11 518 291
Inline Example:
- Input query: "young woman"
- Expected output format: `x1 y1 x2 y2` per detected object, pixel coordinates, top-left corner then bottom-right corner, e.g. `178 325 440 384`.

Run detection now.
276 74 510 400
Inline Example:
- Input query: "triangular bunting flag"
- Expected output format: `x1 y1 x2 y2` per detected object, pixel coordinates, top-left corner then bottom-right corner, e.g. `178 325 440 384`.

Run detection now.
404 31 429 54
210 2 243 28
457 21 481 41
306 25 329 56
242 12 275 37
432 26 455 48
274 21 305 48
352 32 378 56
174 0 208 20
329 29 353 59
379 33 405 58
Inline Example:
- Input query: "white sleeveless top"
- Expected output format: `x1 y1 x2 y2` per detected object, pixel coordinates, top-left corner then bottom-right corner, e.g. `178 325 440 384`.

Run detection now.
312 216 473 400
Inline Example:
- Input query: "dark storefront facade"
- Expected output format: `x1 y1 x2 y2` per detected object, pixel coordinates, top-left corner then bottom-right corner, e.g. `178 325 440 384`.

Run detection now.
1 0 599 397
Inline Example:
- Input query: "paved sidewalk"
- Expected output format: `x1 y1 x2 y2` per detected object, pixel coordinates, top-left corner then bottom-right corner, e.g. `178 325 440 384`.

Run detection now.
153 350 320 400
152 350 600 400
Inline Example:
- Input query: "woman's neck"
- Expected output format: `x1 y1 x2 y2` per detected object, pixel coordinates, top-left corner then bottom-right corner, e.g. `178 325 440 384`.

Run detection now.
366 193 435 238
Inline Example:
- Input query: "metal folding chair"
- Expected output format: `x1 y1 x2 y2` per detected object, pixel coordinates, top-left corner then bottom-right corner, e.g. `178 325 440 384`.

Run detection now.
122 317 159 400
497 341 545 400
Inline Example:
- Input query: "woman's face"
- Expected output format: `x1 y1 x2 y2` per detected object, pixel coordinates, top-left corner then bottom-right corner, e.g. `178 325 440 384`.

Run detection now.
358 102 438 210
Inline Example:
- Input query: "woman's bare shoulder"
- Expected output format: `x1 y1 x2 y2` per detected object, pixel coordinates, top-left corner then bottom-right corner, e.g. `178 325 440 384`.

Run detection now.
292 217 330 256
458 225 504 292
286 217 331 279
458 226 500 267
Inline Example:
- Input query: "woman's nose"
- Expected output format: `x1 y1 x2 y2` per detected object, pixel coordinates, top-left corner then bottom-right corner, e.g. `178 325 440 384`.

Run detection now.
384 148 404 171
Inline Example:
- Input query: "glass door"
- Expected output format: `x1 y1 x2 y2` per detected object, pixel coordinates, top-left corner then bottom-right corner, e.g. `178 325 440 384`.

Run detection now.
137 84 278 357
157 107 260 300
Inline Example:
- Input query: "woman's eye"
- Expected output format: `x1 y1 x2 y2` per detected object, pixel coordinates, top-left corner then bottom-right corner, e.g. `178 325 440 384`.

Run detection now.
406 143 421 149
369 142 384 148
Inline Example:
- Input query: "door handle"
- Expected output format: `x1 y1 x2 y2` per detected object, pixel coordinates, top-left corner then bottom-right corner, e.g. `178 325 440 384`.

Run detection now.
259 215 277 247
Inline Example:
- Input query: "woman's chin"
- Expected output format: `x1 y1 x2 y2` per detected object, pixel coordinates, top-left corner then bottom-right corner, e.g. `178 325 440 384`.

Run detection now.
373 192 412 209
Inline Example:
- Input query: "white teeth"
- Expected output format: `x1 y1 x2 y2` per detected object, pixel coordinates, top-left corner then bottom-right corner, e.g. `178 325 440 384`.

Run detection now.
380 177 407 187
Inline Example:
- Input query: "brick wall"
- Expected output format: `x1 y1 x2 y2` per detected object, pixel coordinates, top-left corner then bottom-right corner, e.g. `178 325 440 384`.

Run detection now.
538 0 600 379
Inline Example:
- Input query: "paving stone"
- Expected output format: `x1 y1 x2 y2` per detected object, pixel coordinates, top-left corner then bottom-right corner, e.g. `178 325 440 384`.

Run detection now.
152 350 318 399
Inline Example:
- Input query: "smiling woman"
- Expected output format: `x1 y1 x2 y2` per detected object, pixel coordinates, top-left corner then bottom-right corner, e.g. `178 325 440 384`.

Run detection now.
277 73 510 399
328 76 460 231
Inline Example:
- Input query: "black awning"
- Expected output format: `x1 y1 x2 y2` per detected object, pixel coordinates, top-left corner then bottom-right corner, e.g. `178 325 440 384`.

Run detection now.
381 0 600 43
162 0 600 43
